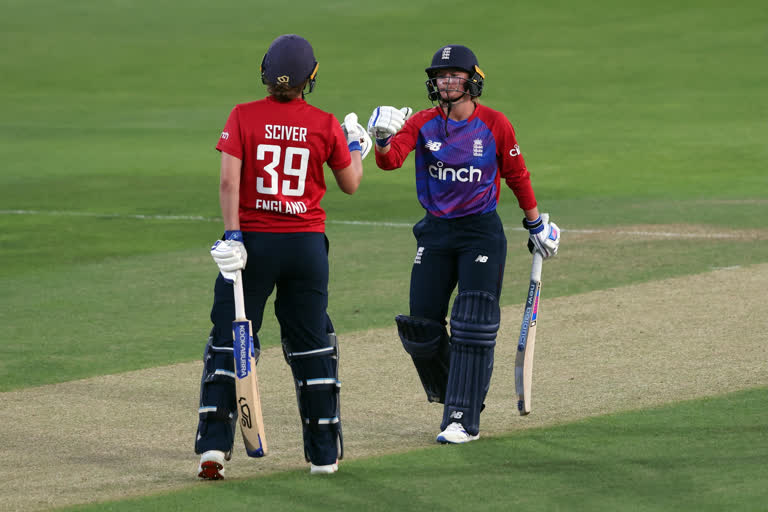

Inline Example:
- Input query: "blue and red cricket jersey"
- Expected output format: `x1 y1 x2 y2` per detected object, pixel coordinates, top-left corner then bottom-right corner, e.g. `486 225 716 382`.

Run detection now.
375 104 537 218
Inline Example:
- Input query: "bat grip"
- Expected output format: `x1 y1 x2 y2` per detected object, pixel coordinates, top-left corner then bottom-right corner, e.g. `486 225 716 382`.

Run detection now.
531 251 543 281
530 212 548 281
233 270 247 321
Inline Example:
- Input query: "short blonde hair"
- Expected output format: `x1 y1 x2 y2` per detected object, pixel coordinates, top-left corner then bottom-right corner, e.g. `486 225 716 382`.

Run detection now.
267 81 307 102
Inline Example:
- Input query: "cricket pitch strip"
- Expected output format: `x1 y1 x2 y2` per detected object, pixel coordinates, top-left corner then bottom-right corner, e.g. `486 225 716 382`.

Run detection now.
2 263 767 511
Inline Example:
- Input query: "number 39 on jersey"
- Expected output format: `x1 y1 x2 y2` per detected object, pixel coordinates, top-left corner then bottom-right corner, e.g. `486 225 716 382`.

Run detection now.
256 144 309 197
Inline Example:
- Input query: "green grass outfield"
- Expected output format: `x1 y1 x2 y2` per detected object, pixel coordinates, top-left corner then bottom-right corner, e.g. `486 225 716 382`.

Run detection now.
1 0 766 390
1 0 767 509
63 388 768 512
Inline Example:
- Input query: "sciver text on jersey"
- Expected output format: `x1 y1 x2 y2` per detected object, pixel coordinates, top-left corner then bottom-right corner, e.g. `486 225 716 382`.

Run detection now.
264 124 308 142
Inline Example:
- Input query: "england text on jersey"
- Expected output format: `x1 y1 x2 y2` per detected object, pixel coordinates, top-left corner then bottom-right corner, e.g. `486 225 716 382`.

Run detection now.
255 199 308 215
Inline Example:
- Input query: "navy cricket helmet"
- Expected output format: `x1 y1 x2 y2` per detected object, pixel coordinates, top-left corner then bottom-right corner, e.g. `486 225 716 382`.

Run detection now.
260 34 319 93
425 44 485 100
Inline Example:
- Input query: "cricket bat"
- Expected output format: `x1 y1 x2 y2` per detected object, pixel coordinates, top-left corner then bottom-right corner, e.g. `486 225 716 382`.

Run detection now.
515 213 547 416
232 270 268 457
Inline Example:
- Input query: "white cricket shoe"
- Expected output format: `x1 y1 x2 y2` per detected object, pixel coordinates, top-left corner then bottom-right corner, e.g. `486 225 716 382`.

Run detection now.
310 461 339 474
436 422 480 444
197 450 226 480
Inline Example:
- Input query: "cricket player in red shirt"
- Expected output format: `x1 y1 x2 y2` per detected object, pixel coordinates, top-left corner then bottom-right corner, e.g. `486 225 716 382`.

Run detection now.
195 34 370 478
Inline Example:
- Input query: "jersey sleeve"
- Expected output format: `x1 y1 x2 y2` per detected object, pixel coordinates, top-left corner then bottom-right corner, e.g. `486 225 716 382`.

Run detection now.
374 114 421 170
496 117 537 211
215 106 243 159
326 115 353 171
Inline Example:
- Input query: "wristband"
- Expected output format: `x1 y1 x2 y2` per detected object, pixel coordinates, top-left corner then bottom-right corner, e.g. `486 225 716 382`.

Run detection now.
375 135 392 147
224 230 243 242
522 216 544 234
348 140 362 152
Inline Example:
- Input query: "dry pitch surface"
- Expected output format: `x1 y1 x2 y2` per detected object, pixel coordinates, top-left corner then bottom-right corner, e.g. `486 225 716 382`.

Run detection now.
2 260 767 511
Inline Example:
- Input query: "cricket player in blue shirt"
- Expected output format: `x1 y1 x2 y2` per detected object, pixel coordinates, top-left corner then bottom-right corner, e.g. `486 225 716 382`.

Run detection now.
368 44 561 443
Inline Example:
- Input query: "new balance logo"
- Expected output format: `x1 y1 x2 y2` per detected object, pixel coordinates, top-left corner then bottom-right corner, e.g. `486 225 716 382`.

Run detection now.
475 255 488 263
441 47 452 60
414 246 424 265
425 140 442 151
449 411 463 419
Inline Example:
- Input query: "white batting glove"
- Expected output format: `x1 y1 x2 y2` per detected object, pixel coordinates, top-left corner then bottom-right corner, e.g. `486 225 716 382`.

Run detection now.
342 112 372 159
211 231 247 283
367 106 412 146
523 216 560 259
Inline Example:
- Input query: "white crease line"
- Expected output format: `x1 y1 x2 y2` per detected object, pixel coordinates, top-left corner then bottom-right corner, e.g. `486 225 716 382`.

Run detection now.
330 219 412 228
0 209 216 222
0 209 747 239
566 228 744 239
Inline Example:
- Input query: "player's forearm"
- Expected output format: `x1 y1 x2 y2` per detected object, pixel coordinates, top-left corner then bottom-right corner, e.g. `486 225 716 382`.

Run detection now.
333 152 363 195
505 174 537 212
523 207 540 223
219 152 242 231
374 142 405 170
219 182 240 231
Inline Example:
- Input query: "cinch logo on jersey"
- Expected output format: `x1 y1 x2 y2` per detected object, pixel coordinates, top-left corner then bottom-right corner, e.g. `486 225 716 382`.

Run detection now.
221 131 229 140
428 161 483 182
509 143 521 157
255 199 307 214
425 140 442 151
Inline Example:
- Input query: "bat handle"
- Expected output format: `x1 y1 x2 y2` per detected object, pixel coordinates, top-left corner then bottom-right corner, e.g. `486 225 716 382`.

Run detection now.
233 270 246 321
530 212 549 280
531 251 543 280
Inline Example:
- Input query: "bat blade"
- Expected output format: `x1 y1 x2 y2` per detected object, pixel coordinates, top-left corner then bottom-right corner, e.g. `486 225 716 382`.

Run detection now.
232 271 267 458
233 318 267 457
515 225 545 417
515 277 541 415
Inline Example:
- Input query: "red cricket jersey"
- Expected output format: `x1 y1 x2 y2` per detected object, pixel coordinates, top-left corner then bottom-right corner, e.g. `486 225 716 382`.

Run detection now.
216 96 352 232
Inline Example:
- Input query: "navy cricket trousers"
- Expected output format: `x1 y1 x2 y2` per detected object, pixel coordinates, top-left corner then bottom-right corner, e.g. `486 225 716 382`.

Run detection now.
408 210 507 323
210 231 332 350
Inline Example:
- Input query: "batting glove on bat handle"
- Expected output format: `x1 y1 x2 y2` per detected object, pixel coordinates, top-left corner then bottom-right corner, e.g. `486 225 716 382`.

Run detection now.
523 215 560 259
211 232 248 283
